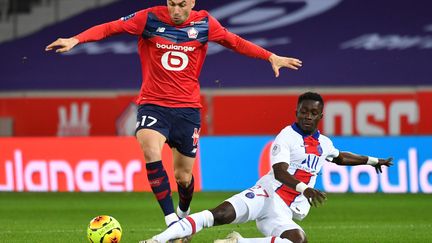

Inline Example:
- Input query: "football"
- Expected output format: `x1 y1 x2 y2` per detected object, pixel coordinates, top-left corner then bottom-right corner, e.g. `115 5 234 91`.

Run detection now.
87 215 122 243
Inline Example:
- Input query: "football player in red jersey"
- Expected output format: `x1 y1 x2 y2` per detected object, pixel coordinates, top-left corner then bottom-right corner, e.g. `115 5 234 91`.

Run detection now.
46 0 303 227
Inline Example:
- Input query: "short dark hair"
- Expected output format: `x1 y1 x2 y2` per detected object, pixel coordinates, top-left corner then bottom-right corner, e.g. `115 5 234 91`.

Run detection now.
297 92 324 107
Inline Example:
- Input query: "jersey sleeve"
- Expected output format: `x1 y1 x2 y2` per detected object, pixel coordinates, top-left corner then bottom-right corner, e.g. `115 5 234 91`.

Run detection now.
207 14 272 60
325 139 340 161
270 130 291 166
75 10 148 43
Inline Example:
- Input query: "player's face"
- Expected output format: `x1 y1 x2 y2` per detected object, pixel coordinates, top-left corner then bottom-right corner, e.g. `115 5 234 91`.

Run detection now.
296 100 323 134
167 0 195 25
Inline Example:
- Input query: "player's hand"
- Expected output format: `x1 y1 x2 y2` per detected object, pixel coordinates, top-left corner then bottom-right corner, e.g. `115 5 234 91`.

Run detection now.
45 37 79 53
268 54 302 77
303 188 326 207
373 157 393 174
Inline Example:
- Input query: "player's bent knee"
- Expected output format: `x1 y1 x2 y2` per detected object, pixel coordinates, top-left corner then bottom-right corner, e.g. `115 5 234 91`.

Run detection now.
211 209 234 225
174 168 192 183
174 173 192 187
280 229 307 243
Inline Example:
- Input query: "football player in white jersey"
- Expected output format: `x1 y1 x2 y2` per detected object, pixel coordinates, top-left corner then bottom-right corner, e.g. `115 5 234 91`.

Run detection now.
141 92 393 243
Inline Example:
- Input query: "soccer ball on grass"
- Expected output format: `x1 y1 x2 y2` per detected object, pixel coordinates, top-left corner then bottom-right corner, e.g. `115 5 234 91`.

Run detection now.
87 215 122 243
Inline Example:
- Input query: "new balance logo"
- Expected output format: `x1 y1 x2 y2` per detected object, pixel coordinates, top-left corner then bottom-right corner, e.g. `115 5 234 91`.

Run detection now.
156 27 166 33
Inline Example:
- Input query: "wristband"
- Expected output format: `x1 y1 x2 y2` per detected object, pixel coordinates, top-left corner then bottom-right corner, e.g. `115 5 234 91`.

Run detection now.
295 182 308 193
367 156 379 165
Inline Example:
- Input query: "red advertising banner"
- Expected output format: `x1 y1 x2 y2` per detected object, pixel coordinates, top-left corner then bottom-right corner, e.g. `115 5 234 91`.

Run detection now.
0 95 208 136
416 91 432 134
0 90 430 136
0 96 133 136
0 137 202 192
320 92 420 135
211 90 431 135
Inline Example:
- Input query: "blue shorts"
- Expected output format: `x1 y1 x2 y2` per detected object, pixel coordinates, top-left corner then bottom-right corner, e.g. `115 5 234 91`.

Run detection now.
135 104 201 158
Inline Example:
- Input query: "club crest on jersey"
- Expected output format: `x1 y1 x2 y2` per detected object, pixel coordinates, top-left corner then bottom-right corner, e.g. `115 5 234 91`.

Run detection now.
121 13 136 21
187 27 199 39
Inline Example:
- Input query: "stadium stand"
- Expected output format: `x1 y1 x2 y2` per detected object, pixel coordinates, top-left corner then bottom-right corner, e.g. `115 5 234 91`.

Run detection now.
0 0 118 43
1 0 431 90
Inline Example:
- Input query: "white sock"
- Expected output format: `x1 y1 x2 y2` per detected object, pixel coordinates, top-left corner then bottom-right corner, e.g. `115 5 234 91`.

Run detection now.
238 237 293 243
154 210 214 242
177 205 191 218
164 213 179 226
190 209 214 230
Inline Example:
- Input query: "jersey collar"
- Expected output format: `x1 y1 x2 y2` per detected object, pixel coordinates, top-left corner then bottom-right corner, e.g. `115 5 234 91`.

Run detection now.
292 122 320 140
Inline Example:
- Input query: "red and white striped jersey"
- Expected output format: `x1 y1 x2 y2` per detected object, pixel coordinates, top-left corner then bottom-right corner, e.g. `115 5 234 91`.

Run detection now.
257 123 339 218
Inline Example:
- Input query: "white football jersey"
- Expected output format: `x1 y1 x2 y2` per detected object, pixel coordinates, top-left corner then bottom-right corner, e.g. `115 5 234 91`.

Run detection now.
257 123 339 219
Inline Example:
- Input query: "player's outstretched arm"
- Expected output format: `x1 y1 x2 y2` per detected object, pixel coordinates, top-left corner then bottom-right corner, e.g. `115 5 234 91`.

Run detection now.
273 162 326 207
45 37 79 53
268 54 303 77
332 152 393 174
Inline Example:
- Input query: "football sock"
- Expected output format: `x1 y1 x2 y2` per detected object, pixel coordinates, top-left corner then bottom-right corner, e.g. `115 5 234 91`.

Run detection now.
164 213 179 227
238 237 293 243
153 210 214 242
188 210 214 232
177 175 194 214
146 161 175 220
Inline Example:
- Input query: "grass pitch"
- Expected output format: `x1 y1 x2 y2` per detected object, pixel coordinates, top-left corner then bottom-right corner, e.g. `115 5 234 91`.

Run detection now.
0 192 430 242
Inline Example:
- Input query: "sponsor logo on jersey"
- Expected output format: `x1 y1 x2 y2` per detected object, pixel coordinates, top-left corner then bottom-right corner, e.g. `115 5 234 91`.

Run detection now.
291 160 318 174
245 192 255 199
190 21 207 26
187 27 199 39
161 51 189 71
120 13 136 21
156 43 196 52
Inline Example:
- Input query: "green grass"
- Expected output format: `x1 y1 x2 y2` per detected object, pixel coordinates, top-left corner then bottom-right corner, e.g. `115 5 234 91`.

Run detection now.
0 192 431 242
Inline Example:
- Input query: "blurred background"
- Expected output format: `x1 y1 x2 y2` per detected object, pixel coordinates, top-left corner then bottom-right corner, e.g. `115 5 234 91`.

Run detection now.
0 0 431 193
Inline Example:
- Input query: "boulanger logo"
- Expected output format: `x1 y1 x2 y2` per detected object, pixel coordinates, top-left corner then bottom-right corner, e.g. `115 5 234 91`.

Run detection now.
156 43 194 71
156 43 196 52
161 51 189 71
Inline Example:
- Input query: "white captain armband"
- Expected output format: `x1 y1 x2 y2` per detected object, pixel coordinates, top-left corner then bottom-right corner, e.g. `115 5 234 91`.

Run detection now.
295 182 308 193
367 156 379 166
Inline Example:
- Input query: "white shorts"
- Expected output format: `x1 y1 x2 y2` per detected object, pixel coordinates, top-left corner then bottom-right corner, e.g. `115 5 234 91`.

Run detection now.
225 185 303 237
